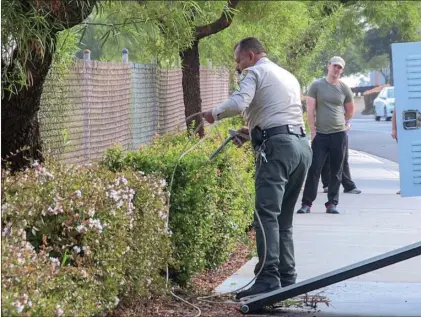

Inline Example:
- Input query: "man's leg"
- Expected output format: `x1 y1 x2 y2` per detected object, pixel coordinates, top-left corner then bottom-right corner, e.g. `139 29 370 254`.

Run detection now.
278 136 312 286
236 140 288 299
326 132 347 212
321 153 330 191
298 133 329 213
342 139 361 194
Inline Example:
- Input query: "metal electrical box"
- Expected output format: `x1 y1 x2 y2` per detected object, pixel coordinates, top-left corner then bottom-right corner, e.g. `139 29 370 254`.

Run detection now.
391 41 421 197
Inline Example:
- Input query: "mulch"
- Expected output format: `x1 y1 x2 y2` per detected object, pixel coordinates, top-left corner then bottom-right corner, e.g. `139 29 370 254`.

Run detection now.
110 231 256 317
109 230 328 317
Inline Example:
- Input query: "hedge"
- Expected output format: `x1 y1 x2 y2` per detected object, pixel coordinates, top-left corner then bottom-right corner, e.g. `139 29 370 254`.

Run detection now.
1 118 256 316
101 118 256 285
1 160 172 316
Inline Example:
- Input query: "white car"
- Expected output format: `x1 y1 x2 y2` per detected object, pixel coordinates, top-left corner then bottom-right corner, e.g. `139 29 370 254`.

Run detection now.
373 86 394 121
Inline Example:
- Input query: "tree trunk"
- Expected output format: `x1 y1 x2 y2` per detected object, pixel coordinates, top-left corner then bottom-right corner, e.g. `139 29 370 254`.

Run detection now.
1 1 97 171
180 40 204 137
2 46 55 171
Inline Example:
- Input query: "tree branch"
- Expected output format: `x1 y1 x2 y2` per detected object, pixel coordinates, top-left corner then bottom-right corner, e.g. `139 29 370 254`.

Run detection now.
195 0 240 40
50 0 98 31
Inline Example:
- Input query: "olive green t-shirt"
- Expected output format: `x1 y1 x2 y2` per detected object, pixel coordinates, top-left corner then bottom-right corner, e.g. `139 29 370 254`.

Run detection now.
307 78 354 134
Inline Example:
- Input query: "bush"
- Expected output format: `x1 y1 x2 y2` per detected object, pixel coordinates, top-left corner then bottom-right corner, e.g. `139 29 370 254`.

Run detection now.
1 159 171 317
102 118 255 285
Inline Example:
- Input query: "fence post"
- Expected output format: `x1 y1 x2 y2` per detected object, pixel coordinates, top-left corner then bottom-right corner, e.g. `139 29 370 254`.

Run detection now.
83 49 91 61
122 48 129 63
82 49 91 161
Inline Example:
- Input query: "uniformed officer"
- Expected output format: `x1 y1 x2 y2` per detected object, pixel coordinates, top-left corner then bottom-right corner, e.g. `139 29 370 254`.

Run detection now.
203 37 312 299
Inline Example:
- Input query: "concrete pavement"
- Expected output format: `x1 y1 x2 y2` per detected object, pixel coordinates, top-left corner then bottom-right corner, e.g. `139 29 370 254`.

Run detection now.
215 150 421 316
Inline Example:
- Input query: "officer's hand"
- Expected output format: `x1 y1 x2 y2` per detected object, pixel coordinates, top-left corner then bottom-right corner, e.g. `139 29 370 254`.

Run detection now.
203 111 215 124
233 127 249 147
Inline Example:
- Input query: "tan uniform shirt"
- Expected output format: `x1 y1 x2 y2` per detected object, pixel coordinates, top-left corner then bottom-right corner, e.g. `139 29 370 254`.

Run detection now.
212 57 304 130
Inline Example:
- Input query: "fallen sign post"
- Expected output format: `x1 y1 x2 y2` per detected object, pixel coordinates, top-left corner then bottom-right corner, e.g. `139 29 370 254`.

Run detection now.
239 241 421 314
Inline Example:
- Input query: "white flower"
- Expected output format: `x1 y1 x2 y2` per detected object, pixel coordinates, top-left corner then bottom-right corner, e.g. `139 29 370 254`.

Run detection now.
73 246 81 254
55 304 64 317
88 208 95 217
1 202 9 215
88 218 103 233
158 211 167 220
2 227 11 237
50 257 60 264
114 296 120 306
120 176 128 185
81 269 88 278
161 179 167 187
13 301 24 313
76 225 87 233
74 190 82 198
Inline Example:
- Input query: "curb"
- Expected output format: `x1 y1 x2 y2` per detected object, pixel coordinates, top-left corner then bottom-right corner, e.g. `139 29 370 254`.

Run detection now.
349 148 400 174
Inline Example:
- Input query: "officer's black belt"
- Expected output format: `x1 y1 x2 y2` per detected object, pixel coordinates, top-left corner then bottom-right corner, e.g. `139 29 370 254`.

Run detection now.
251 124 306 148
261 125 306 138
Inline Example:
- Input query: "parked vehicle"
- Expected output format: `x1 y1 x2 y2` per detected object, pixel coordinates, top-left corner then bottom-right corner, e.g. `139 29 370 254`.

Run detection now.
373 86 394 121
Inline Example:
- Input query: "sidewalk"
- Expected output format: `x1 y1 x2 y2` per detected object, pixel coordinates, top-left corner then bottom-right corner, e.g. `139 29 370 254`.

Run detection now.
215 150 421 316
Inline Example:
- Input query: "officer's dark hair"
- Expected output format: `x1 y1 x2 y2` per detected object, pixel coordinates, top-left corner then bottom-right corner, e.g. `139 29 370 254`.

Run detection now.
235 37 266 54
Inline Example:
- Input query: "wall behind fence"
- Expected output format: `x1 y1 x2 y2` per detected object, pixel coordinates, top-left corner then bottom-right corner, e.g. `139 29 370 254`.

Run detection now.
39 57 230 164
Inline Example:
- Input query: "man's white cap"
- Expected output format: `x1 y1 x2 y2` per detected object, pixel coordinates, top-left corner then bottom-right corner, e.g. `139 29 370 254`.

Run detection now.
329 56 345 68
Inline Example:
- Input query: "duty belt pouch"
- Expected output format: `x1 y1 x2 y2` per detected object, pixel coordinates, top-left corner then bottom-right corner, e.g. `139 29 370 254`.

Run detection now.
251 126 264 148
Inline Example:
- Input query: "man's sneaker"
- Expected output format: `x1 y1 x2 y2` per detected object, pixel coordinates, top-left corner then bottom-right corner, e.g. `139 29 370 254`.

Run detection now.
323 187 328 193
297 204 311 214
344 188 361 194
235 282 281 300
325 203 339 214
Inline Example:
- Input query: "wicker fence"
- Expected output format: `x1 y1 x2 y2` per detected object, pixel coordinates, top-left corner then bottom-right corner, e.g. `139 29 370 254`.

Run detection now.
39 59 230 164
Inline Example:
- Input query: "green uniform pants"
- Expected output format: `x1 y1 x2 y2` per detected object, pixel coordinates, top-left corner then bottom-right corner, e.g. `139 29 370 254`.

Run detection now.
253 133 312 286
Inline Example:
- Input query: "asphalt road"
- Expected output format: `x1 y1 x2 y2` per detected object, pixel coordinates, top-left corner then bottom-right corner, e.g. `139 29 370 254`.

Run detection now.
348 98 399 163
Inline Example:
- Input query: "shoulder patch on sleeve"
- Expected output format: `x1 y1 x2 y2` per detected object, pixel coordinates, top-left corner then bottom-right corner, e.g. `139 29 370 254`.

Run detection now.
239 70 248 82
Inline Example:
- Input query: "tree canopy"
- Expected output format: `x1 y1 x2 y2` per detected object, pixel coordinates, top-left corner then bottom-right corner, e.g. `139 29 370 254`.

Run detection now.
2 0 421 169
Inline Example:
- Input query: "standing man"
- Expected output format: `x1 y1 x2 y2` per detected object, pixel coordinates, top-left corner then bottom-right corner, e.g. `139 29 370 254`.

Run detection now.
297 56 355 215
320 119 361 194
203 37 312 299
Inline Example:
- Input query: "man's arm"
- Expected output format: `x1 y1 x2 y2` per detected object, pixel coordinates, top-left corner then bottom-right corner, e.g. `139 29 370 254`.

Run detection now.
391 105 397 140
344 101 355 121
343 85 355 121
203 70 257 123
306 96 317 139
